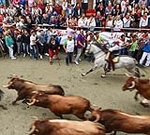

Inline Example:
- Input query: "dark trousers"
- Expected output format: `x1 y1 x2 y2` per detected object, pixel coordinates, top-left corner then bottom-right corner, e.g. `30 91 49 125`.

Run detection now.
38 44 44 56
66 52 73 65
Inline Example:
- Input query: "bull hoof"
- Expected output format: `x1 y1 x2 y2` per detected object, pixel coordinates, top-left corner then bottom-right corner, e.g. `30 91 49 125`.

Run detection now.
81 73 85 76
12 101 18 106
0 105 7 110
3 107 7 110
140 102 150 108
101 74 106 78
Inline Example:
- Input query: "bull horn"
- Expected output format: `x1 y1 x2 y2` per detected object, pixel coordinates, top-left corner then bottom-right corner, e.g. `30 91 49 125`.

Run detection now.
128 81 135 89
93 114 100 122
125 73 131 77
27 99 36 106
31 91 38 94
31 116 39 120
2 82 13 88
2 84 9 88
28 125 36 134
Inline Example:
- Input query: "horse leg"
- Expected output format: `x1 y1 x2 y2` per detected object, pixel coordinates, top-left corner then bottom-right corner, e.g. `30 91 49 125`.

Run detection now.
126 67 140 77
134 92 139 101
134 67 141 77
55 113 63 119
81 66 98 76
75 113 86 120
140 99 150 108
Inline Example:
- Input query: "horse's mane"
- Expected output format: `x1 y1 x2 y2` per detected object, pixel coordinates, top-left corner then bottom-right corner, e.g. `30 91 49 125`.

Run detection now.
94 42 108 53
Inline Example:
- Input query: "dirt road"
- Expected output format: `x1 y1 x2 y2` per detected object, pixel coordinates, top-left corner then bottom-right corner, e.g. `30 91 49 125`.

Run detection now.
0 55 149 135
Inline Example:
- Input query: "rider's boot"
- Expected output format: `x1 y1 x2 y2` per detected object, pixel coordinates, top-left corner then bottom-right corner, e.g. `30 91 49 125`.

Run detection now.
111 61 115 71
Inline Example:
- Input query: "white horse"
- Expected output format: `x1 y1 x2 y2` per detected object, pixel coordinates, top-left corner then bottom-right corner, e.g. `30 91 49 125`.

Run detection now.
81 42 140 78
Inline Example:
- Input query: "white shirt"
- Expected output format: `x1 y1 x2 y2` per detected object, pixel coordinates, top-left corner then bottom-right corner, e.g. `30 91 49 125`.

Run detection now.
30 35 37 46
66 27 75 38
139 16 148 27
65 40 74 52
106 20 113 27
114 19 123 28
87 17 96 27
123 17 131 28
78 17 87 27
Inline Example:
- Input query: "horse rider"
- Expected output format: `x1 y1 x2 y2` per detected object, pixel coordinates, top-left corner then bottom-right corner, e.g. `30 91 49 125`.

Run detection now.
105 34 127 71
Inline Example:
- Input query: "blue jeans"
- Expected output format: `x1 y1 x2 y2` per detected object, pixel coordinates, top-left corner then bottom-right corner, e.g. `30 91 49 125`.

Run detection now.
30 45 38 59
22 43 30 54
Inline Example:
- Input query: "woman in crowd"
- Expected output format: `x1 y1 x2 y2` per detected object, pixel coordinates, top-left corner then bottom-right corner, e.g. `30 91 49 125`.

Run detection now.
48 38 60 65
4 29 16 59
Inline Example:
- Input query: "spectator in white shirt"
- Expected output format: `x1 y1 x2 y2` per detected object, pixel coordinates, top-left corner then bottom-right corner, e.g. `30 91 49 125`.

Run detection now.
123 13 132 28
78 13 87 27
139 12 148 28
87 15 96 28
113 15 123 31
106 14 114 28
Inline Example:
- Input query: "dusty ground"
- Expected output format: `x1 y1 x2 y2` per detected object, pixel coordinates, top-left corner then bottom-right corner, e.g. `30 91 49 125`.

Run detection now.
0 54 150 135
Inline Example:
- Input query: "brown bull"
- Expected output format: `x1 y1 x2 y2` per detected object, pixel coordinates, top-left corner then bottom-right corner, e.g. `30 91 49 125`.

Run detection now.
3 77 65 105
88 108 150 135
122 74 150 106
27 91 95 120
28 119 106 135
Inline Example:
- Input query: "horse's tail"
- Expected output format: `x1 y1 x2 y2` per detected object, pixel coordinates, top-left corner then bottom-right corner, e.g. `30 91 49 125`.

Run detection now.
0 89 4 101
133 58 138 65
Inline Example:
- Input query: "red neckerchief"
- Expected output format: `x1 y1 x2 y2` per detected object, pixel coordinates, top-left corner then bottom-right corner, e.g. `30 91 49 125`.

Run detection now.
143 16 147 20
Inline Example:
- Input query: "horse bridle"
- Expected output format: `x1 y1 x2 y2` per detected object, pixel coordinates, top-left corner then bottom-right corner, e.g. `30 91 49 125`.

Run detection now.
86 42 103 56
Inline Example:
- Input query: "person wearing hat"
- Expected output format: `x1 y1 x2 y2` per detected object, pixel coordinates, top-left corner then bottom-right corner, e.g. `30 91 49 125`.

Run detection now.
63 35 75 66
105 36 123 71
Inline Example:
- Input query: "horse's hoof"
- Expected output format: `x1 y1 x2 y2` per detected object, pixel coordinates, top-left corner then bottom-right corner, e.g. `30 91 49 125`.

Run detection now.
101 75 105 78
140 102 150 108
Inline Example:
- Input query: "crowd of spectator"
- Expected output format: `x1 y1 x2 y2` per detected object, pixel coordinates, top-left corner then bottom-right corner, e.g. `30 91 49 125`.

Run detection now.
0 0 150 67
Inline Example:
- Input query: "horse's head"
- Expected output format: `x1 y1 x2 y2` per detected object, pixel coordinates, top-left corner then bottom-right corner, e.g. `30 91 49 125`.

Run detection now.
85 42 102 56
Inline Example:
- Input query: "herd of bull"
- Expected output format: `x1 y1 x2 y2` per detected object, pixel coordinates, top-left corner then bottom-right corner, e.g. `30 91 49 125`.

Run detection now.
1 74 150 135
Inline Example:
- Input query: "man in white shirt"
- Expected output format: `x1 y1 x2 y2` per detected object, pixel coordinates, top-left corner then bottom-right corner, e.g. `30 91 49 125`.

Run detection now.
78 13 87 27
63 35 75 65
30 30 39 59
